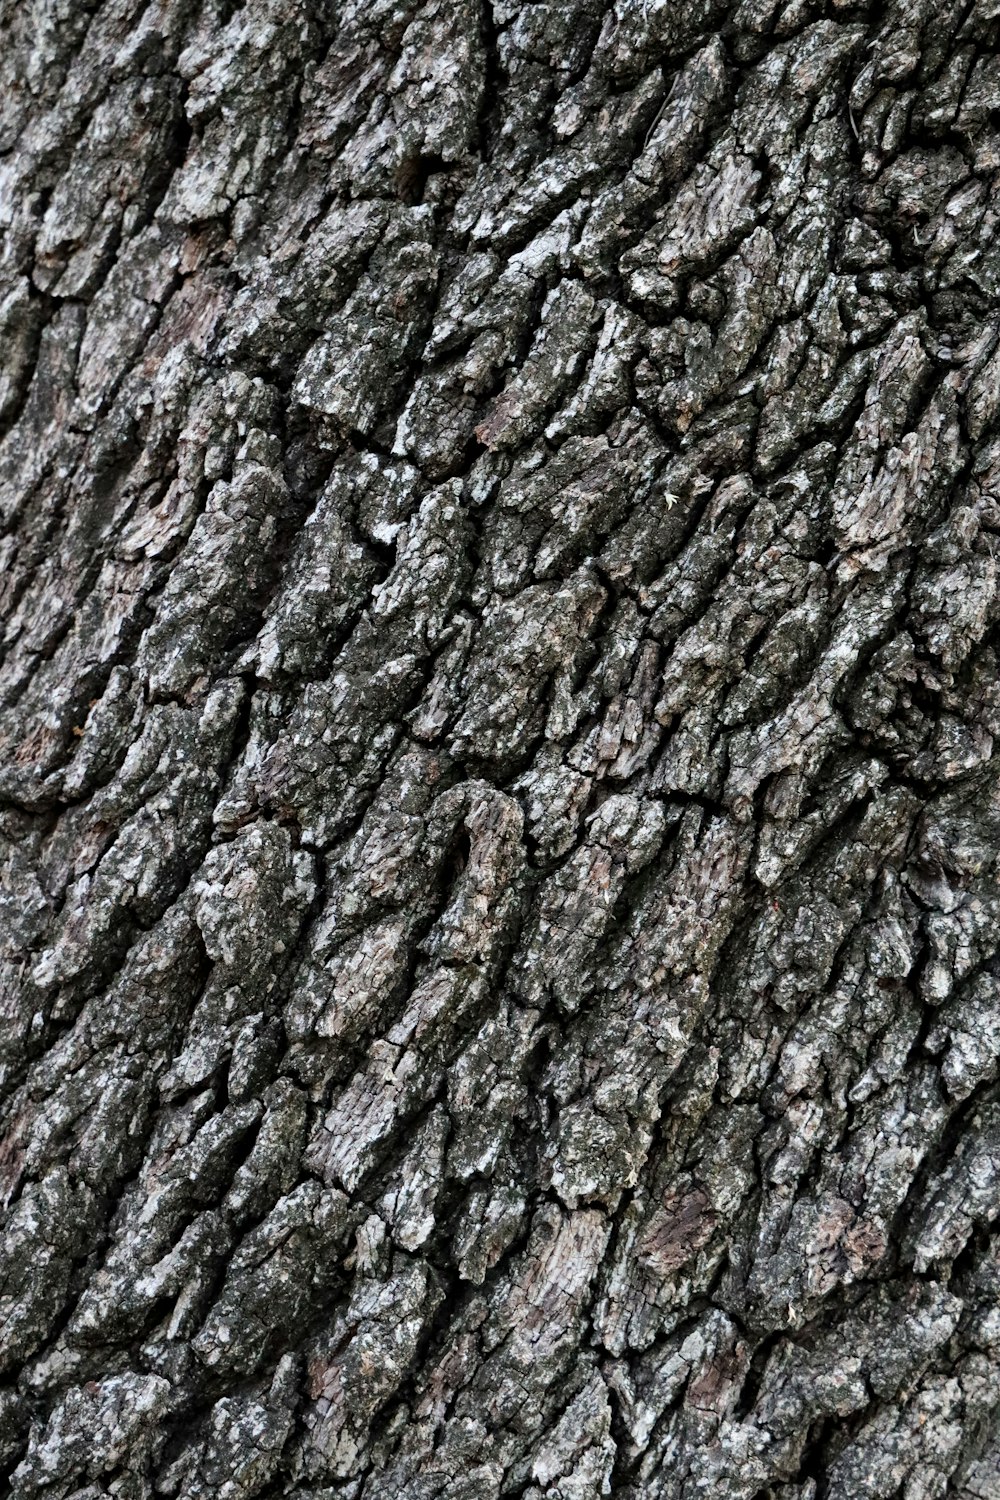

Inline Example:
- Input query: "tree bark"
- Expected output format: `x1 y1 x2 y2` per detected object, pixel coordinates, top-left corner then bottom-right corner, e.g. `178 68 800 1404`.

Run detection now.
3 0 1000 1495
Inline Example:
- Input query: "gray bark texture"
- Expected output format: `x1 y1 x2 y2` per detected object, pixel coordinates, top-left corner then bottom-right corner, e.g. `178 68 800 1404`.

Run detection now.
3 0 1000 1495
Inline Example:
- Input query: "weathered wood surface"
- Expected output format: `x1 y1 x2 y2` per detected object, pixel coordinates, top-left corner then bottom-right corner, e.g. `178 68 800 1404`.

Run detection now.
3 1 1000 1495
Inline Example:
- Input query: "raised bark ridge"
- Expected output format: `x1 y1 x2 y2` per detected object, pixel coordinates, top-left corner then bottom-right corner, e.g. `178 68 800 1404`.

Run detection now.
2 1 1000 1496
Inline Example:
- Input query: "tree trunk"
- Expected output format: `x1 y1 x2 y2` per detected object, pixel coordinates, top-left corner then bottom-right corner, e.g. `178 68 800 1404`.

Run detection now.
3 0 1000 1495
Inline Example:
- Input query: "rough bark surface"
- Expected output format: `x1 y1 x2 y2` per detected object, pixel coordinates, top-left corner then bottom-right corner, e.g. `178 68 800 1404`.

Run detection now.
3 0 1000 1496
